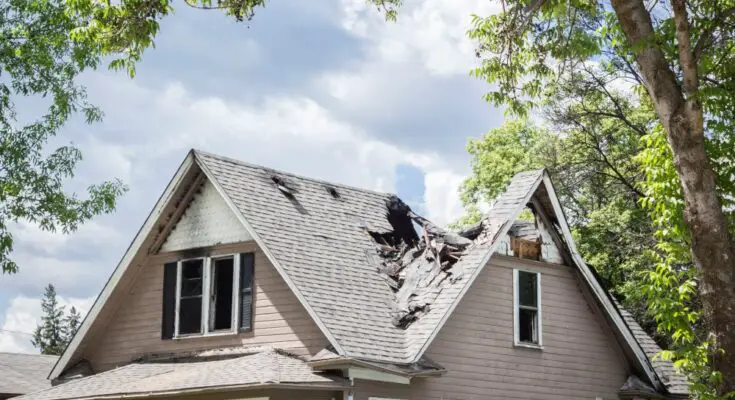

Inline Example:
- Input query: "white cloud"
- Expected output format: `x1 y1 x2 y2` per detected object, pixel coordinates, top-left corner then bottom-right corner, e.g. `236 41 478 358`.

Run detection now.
0 295 93 354
339 0 499 75
424 169 466 226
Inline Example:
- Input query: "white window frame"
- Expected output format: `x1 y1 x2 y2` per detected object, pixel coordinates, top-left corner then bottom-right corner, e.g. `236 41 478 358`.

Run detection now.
174 254 241 338
513 268 543 349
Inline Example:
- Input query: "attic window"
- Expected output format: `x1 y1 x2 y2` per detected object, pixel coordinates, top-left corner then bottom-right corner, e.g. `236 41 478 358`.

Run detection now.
325 185 341 200
513 269 542 348
164 253 255 339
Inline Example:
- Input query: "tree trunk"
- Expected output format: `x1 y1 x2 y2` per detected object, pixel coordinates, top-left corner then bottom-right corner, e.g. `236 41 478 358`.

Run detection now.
611 0 735 393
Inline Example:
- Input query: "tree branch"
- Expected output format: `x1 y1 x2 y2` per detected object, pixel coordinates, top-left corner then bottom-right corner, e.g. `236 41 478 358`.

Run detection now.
671 0 698 96
693 7 735 61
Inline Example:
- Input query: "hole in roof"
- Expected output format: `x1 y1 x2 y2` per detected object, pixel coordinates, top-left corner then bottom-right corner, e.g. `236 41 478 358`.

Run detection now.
271 175 297 197
325 185 342 200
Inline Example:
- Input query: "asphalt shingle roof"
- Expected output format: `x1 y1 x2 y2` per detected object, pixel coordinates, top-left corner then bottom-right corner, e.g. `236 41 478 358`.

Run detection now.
617 302 689 396
0 352 57 395
15 349 348 400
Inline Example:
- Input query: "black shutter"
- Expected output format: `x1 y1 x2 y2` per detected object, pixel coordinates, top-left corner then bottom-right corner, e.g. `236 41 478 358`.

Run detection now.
161 262 177 339
239 253 255 331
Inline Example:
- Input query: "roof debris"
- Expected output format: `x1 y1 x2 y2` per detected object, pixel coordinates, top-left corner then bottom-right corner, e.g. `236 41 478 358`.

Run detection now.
366 196 476 328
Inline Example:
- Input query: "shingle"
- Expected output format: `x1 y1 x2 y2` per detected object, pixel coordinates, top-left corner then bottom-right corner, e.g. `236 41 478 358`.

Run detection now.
0 353 57 395
194 152 685 396
15 349 348 400
615 301 689 396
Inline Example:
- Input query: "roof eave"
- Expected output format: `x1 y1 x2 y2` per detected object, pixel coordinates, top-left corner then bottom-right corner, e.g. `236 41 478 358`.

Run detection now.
49 151 199 380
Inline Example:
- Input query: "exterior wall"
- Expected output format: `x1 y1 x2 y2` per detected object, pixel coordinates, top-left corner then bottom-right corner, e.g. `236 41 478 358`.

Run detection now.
351 379 411 400
85 241 329 371
408 255 630 400
156 388 342 400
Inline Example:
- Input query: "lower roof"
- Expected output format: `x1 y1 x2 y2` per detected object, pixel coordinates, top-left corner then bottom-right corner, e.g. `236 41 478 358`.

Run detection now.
16 349 349 400
0 352 57 395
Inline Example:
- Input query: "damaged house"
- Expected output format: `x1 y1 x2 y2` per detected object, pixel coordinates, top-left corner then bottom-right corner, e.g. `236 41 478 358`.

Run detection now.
16 150 688 400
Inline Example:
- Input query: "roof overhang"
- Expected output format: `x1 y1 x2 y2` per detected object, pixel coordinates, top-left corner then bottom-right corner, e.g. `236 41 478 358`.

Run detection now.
309 356 446 381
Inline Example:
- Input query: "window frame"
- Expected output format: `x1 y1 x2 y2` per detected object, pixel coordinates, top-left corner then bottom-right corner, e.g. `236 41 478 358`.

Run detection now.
513 268 543 349
174 254 241 339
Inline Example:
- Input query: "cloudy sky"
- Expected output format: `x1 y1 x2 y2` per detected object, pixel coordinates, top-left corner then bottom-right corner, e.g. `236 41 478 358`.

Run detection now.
0 0 503 353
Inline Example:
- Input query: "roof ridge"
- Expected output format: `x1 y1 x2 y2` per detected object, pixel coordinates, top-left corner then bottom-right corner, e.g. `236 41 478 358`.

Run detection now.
193 149 395 198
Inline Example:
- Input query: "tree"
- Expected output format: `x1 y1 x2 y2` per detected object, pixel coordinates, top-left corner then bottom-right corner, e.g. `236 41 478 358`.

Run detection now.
31 284 84 355
0 0 127 274
469 0 735 394
64 306 81 345
32 284 67 355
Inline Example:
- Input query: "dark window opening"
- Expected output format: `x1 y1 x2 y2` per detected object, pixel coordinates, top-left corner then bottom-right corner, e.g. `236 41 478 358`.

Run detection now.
518 308 538 343
179 259 203 335
516 270 540 345
211 257 234 331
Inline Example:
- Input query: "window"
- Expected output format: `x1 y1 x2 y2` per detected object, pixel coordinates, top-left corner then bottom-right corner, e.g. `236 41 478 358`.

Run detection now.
164 253 254 339
513 269 542 347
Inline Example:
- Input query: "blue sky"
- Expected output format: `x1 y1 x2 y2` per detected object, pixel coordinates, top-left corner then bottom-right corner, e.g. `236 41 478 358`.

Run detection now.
0 0 502 353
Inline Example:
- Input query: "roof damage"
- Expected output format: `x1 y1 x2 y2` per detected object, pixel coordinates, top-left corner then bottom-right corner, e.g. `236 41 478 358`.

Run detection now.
366 196 482 328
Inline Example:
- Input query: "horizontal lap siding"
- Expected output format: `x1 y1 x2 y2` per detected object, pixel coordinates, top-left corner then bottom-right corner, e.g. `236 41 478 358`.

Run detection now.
85 241 329 371
410 257 628 400
157 388 342 400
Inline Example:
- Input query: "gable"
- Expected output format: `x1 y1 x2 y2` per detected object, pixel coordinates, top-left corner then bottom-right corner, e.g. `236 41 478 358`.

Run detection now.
160 179 251 252
83 240 329 372
414 255 630 399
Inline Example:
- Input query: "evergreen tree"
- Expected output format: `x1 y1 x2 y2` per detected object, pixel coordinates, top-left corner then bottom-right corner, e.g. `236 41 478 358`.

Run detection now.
31 284 67 355
63 306 81 345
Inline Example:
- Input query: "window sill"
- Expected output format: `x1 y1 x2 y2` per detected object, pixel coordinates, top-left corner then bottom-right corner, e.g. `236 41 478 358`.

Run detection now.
514 342 544 350
174 330 239 340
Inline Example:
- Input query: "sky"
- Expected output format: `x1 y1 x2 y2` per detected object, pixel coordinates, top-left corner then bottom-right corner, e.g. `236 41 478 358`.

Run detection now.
0 0 504 353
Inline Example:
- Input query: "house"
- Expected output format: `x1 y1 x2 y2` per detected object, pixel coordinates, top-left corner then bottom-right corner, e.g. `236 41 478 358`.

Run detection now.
0 353 57 398
15 150 688 400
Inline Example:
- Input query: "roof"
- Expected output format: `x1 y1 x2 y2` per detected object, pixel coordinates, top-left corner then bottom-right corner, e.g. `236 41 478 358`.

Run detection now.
17 349 348 400
51 150 686 397
617 302 689 396
0 352 57 395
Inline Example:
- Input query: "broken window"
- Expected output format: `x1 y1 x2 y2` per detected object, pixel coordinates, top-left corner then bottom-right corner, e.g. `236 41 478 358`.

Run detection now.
178 259 204 335
210 257 234 331
514 269 542 346
169 253 254 338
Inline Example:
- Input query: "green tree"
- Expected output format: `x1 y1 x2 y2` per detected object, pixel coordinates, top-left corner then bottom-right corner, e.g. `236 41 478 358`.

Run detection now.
0 0 127 274
31 284 84 355
468 0 735 394
64 306 81 345
31 284 67 355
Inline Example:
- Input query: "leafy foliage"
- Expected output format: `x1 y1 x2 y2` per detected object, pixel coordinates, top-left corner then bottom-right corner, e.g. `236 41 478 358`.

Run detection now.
32 284 81 355
467 0 735 395
0 0 127 274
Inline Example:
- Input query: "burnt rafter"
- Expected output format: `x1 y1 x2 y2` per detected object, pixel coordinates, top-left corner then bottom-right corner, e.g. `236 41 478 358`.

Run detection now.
367 196 476 329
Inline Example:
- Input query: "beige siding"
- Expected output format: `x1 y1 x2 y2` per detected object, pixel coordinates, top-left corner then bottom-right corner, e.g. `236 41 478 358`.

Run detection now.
156 388 341 400
85 241 329 371
352 379 411 400
409 255 630 400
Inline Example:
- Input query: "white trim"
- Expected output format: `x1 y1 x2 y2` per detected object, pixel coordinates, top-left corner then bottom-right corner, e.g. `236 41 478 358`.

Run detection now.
412 171 545 362
347 367 411 385
173 254 240 339
193 151 346 356
232 253 241 332
540 174 662 390
513 269 543 349
49 153 197 380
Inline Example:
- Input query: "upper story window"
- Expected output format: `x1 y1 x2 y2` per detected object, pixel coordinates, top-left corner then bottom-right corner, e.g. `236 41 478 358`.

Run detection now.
513 269 542 348
161 253 254 339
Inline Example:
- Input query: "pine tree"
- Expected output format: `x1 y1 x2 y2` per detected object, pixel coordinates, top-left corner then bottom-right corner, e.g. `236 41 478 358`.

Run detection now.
31 284 67 355
63 306 81 345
